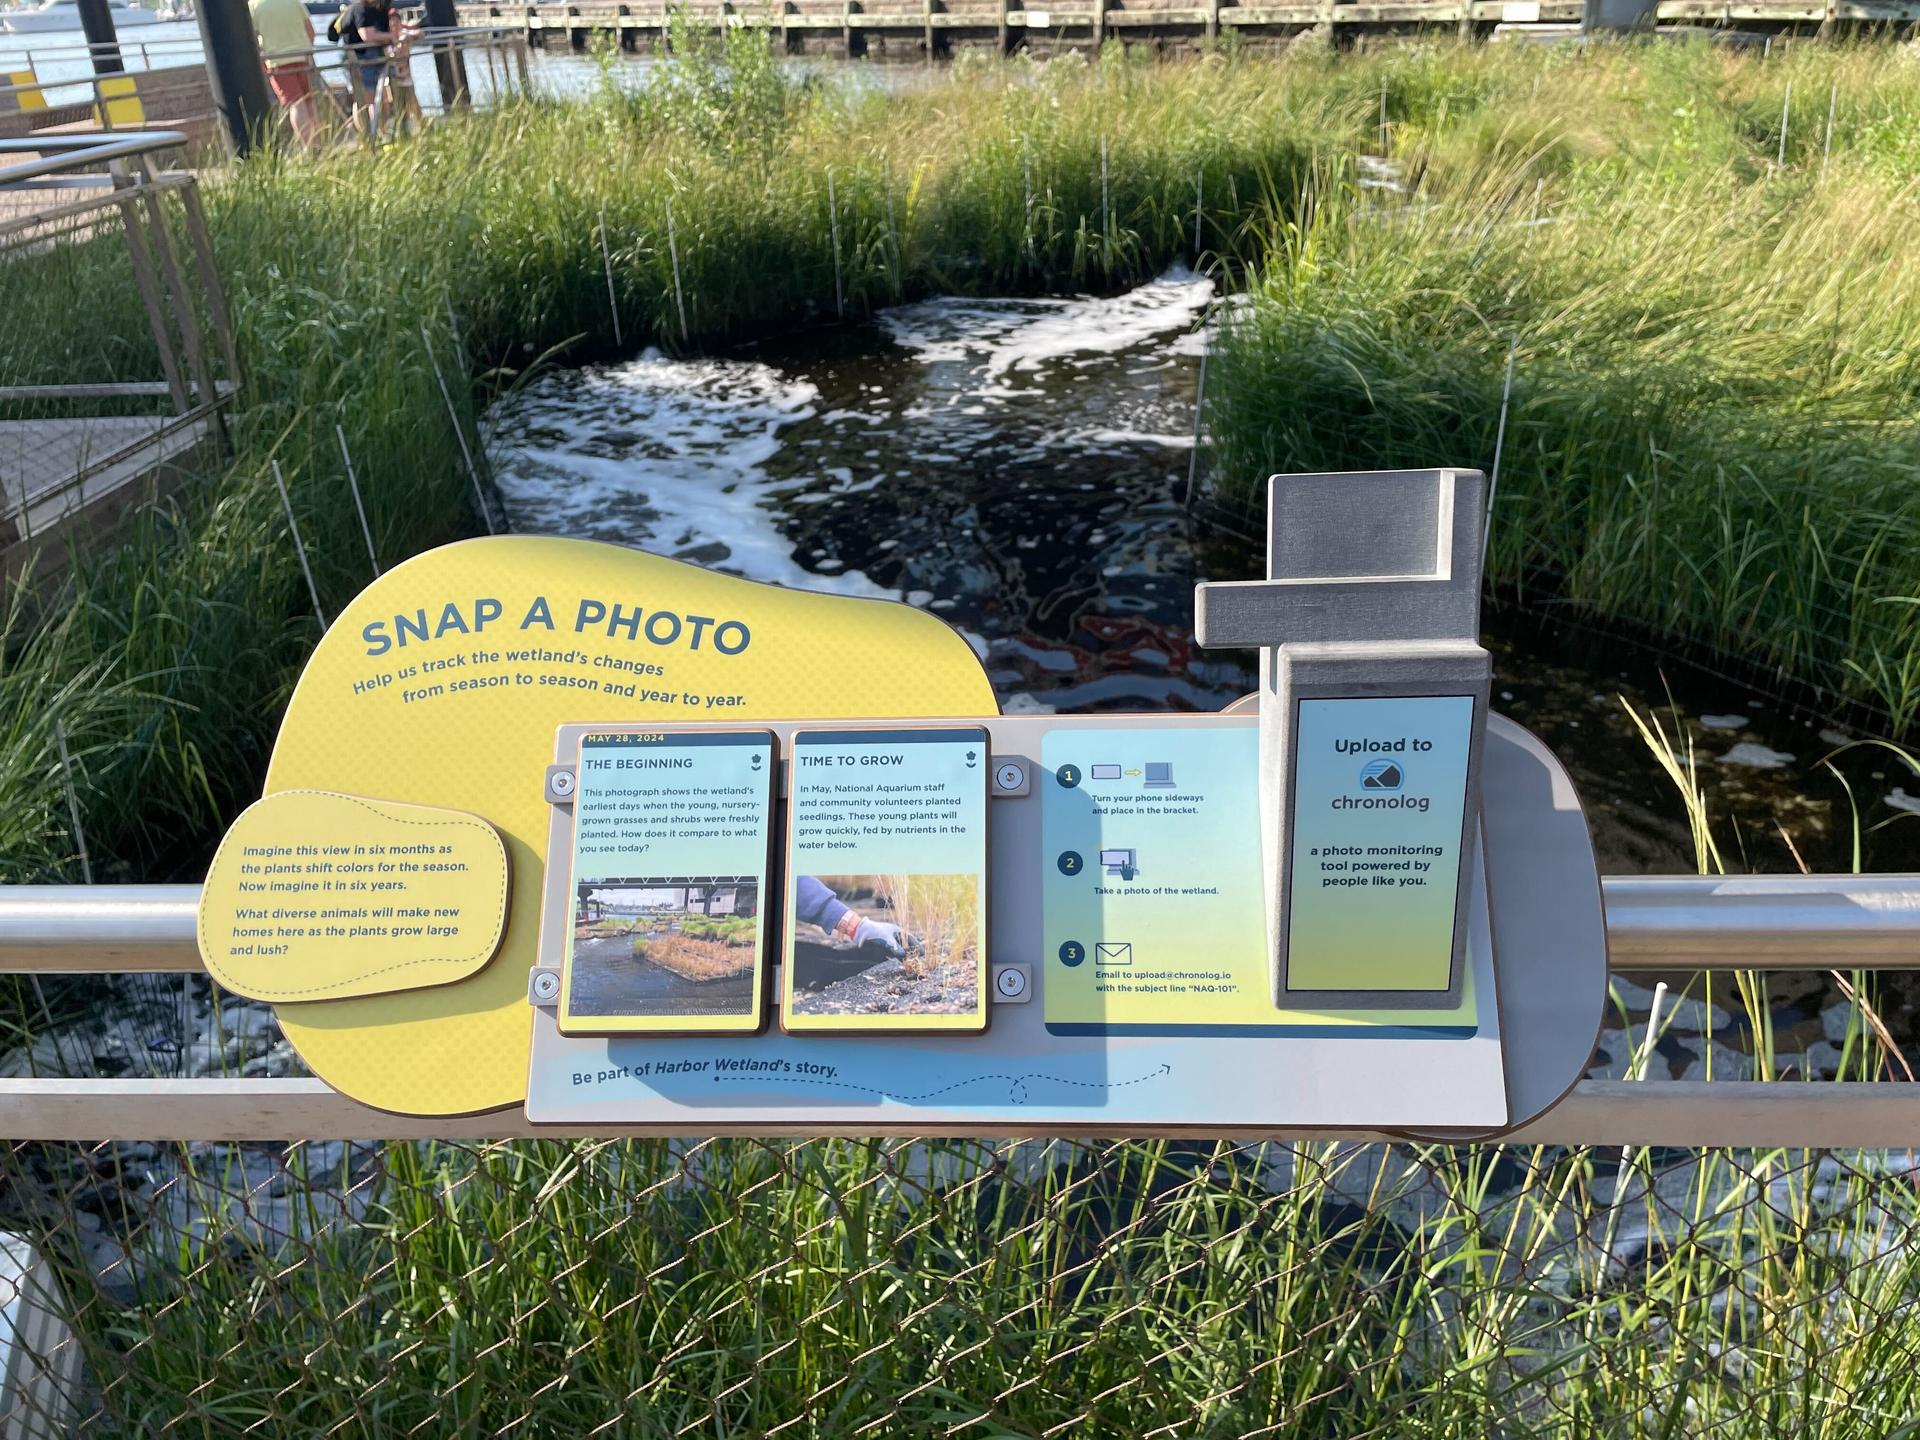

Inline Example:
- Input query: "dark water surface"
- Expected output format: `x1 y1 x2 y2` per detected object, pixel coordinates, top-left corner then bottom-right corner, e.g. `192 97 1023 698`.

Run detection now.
490 269 1920 880
568 934 756 1017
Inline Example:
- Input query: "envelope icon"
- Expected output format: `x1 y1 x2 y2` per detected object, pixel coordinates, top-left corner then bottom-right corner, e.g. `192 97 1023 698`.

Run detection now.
1095 942 1132 966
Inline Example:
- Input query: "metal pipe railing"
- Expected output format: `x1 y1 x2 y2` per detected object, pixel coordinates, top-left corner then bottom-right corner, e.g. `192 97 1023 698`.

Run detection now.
0 885 200 973
4 875 1920 974
1603 874 1920 965
3 877 1919 1144
0 128 188 187
0 23 530 143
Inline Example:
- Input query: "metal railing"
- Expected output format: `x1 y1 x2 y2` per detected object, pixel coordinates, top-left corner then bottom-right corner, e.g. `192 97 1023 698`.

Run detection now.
3 873 1919 1143
0 42 218 144
0 21 533 150
254 22 534 141
4 873 1919 1434
0 130 236 569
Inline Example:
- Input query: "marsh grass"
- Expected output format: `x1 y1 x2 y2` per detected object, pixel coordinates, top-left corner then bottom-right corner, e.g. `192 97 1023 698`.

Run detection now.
19 40 1919 897
31 1127 1920 1433
642 927 757 978
0 47 1351 891
1206 42 1920 726
879 871 980 981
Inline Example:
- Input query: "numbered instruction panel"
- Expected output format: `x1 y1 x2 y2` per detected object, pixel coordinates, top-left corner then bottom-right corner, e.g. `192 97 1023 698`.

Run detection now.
782 727 990 1034
1041 725 1480 1037
559 729 776 1036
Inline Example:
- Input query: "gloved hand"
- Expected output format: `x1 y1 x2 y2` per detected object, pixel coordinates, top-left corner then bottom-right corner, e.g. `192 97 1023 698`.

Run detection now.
851 917 910 958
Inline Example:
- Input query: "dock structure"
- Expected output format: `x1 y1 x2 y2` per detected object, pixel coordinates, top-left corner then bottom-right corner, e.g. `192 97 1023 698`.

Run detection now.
454 0 1919 53
1 403 221 542
0 131 236 592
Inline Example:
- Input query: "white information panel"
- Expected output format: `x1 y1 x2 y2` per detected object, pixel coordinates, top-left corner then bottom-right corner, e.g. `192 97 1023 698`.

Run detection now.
781 727 990 1035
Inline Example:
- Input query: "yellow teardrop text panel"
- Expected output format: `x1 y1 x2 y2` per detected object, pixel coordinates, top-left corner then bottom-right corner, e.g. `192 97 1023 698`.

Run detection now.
199 790 509 1003
264 537 998 1115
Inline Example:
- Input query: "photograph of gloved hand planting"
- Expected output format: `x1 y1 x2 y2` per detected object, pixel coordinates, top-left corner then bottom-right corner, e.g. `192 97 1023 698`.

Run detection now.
789 874 980 1017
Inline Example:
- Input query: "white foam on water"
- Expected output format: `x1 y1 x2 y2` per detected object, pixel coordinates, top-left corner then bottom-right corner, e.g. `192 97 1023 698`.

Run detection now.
875 266 1214 396
1001 692 1059 715
1716 742 1796 770
1700 714 1749 732
1886 788 1920 815
995 637 1081 673
490 349 895 601
491 271 1215 634
1073 428 1196 450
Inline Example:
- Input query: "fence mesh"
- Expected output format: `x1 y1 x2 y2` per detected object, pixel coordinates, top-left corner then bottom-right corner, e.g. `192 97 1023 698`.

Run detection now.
4 1129 1920 1437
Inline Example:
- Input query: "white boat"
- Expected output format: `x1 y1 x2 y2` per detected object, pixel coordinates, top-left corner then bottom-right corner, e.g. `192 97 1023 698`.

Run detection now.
1 0 165 32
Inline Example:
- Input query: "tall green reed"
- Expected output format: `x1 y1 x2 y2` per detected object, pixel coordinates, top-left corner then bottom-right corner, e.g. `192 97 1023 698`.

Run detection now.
2 50 1355 886
1207 70 1920 725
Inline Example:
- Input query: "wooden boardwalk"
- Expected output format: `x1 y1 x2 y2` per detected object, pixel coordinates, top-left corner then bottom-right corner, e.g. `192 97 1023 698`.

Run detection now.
2 132 236 589
0 413 214 548
455 0 1920 51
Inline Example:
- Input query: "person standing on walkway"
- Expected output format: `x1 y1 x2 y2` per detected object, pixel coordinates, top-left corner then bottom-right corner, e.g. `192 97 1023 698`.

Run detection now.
249 0 321 149
336 0 399 139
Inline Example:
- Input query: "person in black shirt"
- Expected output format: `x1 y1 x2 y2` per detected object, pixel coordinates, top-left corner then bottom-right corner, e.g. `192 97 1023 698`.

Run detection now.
337 0 398 136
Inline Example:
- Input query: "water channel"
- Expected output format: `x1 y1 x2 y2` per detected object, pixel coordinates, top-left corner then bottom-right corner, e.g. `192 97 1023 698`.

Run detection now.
488 267 1920 881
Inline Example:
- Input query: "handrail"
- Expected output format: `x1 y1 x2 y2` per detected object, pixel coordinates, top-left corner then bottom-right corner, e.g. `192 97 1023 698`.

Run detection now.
0 16 506 65
0 36 205 57
5 875 1920 973
3 877 1919 1144
1603 873 1920 963
0 127 187 186
0 885 199 972
1 1075 1916 1145
0 23 530 117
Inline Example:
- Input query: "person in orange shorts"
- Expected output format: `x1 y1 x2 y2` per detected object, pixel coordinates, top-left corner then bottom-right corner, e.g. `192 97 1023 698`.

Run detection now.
250 0 322 148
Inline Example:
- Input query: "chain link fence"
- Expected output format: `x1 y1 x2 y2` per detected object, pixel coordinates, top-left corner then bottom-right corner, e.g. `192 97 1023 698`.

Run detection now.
4 1129 1920 1436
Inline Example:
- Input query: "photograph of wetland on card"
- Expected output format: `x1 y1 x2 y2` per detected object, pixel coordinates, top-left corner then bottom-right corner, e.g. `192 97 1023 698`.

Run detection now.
558 728 776 1035
566 875 762 1024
